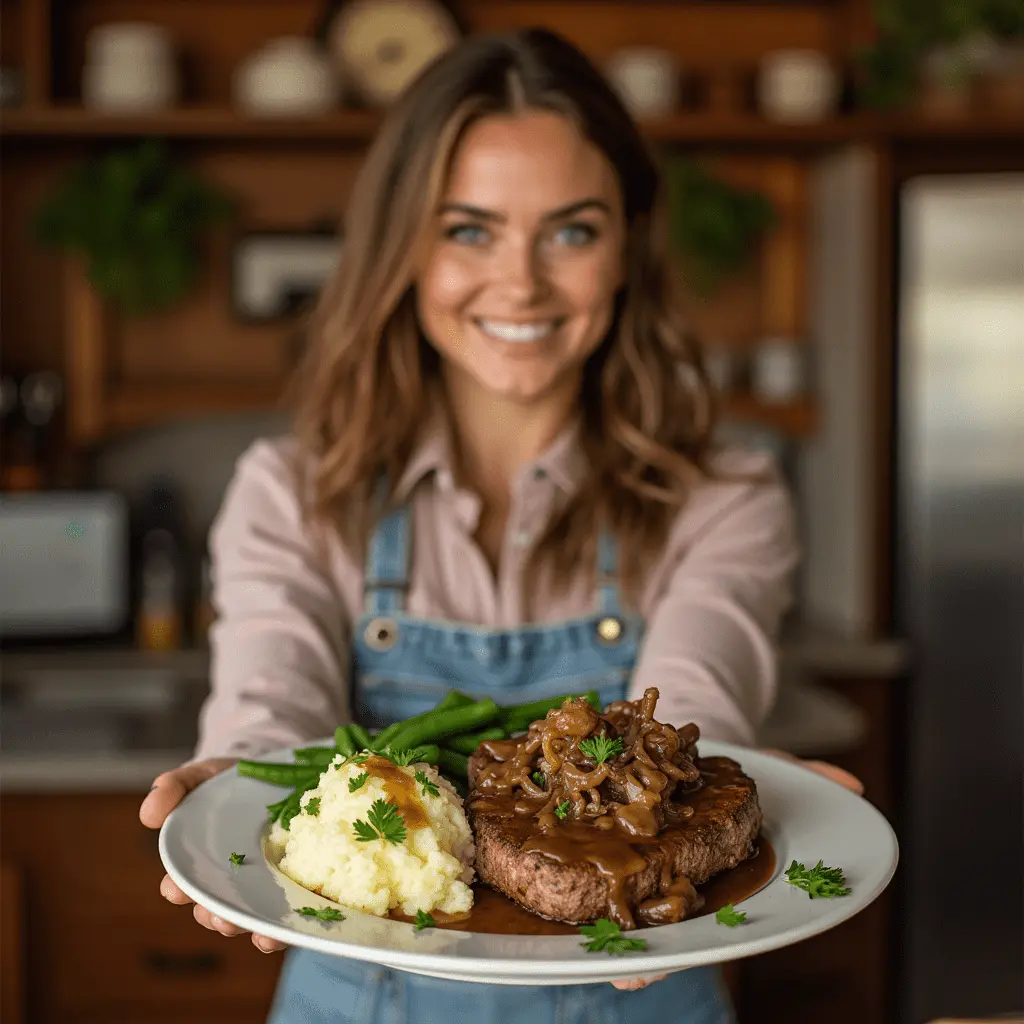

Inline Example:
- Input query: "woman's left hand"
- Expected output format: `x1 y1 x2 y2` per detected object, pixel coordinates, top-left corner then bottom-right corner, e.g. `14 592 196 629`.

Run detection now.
609 752 865 991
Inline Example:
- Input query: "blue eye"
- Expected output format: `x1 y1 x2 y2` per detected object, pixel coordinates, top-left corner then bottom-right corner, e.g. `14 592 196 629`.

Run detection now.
444 223 490 245
554 223 598 246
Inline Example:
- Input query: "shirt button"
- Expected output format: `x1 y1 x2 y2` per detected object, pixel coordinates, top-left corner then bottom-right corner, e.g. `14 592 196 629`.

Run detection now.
533 467 547 481
513 530 532 549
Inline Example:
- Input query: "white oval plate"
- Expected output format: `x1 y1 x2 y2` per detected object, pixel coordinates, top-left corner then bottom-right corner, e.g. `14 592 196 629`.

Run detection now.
159 739 898 986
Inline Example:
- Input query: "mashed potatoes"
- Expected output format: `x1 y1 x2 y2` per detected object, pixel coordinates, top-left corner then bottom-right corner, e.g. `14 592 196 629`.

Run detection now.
267 754 475 918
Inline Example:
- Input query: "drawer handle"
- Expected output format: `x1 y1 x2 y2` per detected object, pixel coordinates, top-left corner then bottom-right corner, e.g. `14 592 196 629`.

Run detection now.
144 950 224 976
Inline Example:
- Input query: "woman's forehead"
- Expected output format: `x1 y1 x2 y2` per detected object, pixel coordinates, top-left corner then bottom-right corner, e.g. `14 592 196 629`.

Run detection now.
440 110 622 214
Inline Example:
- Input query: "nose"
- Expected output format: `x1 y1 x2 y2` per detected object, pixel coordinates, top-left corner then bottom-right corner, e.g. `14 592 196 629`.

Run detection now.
498 237 549 303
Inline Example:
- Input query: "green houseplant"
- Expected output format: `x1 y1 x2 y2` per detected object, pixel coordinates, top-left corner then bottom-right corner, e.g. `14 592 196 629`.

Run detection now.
664 159 778 300
857 0 1024 110
35 139 236 316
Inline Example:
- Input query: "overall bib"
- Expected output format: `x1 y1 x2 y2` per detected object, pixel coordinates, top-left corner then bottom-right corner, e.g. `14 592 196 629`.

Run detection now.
268 504 735 1024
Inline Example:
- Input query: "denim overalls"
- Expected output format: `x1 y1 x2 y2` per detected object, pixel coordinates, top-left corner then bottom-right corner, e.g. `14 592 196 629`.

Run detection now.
268 502 734 1024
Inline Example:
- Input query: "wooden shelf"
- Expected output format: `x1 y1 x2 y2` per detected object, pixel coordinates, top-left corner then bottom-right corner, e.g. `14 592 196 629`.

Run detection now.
3 105 1022 146
721 393 819 436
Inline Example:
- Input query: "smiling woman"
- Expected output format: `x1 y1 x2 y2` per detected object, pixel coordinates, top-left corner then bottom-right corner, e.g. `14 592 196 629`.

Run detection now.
134 24 854 1024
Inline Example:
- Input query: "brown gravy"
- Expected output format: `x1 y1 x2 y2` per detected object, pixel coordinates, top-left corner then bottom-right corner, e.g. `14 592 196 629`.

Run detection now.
389 836 774 935
364 755 429 830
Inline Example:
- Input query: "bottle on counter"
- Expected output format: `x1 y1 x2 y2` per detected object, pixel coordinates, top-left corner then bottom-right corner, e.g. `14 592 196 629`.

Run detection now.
135 477 186 651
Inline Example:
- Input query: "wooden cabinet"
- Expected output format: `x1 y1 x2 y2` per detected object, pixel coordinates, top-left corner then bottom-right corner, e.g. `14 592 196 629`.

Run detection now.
1 861 25 1024
0 793 282 1024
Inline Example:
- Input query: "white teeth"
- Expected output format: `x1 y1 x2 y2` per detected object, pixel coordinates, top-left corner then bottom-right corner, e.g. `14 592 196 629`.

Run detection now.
476 319 557 343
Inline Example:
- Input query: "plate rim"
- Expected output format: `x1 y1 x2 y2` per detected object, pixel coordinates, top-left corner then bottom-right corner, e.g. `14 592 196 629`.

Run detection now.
159 739 899 981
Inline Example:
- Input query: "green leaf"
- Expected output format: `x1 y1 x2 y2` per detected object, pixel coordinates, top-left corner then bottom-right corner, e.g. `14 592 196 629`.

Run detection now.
305 797 321 816
349 772 370 793
531 771 546 787
578 736 624 765
295 906 345 922
579 918 648 955
414 770 440 798
353 798 406 845
414 909 437 931
715 903 746 927
554 800 570 820
785 860 851 899
228 852 246 866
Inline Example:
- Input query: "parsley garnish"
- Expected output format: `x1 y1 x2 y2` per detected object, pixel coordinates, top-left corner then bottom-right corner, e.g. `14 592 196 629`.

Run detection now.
228 852 245 866
349 772 369 792
336 752 369 770
554 800 570 819
785 860 851 899
353 798 407 845
578 736 624 765
715 903 746 927
379 747 418 767
578 919 648 955
415 770 440 798
414 910 437 931
531 771 546 787
305 797 321 816
295 906 345 921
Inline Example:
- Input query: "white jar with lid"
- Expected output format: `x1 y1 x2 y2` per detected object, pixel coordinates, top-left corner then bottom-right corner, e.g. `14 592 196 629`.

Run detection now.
605 47 679 119
82 22 178 111
233 37 339 117
751 337 807 404
757 49 837 123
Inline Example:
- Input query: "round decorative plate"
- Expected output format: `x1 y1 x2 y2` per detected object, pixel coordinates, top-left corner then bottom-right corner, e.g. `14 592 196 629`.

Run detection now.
160 739 899 986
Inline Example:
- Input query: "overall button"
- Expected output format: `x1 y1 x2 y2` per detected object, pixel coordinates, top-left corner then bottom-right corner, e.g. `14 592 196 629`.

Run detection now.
595 616 623 645
364 617 399 651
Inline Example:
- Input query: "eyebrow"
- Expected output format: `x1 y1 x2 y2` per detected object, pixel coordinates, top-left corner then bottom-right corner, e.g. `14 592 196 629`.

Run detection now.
437 198 612 222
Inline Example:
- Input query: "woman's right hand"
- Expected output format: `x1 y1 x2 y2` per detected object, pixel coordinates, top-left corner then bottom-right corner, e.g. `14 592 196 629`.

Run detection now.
139 757 288 954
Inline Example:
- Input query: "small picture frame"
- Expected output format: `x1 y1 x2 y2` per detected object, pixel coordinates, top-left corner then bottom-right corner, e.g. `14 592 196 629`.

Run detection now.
229 228 342 323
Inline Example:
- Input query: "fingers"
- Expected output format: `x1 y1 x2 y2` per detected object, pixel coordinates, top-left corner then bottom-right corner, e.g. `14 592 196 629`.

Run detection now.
252 933 288 954
160 873 194 905
193 903 249 937
139 757 236 829
611 974 668 991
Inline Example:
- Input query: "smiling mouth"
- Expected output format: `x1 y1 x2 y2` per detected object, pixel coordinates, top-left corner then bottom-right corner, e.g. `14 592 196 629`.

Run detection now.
473 318 565 343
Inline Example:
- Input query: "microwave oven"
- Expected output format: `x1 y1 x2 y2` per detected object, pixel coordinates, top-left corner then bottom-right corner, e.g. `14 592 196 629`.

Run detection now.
0 490 130 639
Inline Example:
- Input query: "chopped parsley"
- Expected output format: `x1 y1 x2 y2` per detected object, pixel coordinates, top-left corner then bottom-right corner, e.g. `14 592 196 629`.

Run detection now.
349 772 369 793
715 904 746 927
531 771 546 787
554 800 570 820
415 770 440 798
785 860 851 899
305 797 321 816
578 735 624 765
579 918 648 955
414 909 437 931
336 752 369 770
353 798 407 845
379 747 418 767
228 852 246 866
295 906 345 922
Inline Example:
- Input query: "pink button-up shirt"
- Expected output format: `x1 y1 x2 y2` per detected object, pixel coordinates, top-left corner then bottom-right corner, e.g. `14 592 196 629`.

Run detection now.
194 422 799 761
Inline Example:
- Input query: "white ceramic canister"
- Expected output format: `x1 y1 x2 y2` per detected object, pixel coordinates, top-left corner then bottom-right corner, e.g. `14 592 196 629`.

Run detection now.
751 336 807 404
82 22 178 112
605 47 680 119
233 37 339 117
757 49 838 123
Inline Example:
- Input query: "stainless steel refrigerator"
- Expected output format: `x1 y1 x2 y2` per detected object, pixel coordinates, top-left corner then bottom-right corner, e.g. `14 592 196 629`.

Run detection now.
896 174 1024 1023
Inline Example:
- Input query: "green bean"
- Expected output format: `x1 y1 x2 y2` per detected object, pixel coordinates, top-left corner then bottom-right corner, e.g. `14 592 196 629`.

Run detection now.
348 724 372 750
386 698 499 751
407 744 440 765
436 747 469 779
293 746 338 767
371 690 475 751
445 727 506 755
238 761 321 786
500 690 601 734
334 725 356 757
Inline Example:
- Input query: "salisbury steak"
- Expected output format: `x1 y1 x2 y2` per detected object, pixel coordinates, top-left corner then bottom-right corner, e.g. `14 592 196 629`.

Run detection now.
466 689 761 929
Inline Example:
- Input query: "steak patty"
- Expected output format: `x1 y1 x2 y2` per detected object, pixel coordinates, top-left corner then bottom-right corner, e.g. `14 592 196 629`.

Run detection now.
467 753 761 927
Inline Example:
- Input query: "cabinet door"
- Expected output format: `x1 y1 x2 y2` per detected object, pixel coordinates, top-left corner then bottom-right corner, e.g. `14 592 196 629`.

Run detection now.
1 861 24 1024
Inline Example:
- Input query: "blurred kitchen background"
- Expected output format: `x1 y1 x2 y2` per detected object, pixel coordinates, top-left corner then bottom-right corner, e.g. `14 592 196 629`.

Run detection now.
1 1 1021 1022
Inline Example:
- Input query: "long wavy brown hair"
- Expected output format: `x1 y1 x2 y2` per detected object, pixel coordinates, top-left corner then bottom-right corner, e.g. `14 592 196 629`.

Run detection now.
291 27 720 603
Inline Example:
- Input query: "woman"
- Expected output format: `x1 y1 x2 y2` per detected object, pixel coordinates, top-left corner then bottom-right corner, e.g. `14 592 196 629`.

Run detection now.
140 26 862 1024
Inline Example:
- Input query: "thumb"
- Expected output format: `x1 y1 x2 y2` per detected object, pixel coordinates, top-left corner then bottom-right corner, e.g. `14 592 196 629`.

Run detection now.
140 758 236 829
